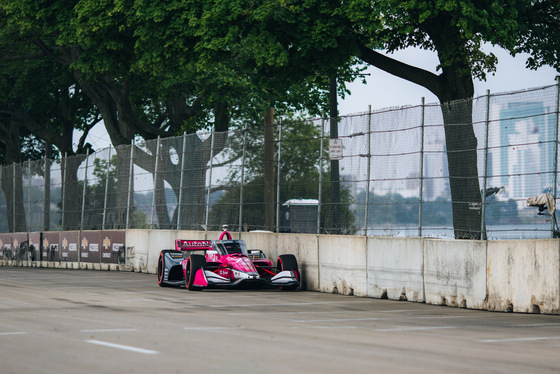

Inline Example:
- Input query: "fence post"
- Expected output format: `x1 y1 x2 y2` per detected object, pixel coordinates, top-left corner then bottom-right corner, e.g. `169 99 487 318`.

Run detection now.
177 132 187 230
552 76 560 236
125 139 134 229
276 120 283 233
481 90 491 240
62 153 67 229
150 136 161 229
205 128 215 232
27 161 31 231
238 125 247 232
364 105 372 236
43 148 51 231
80 149 90 231
317 116 325 234
418 98 425 237
102 146 112 230
12 163 16 232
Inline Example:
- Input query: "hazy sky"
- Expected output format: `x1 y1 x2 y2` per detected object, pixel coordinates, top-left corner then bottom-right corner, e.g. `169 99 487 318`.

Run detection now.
83 45 558 150
339 45 558 115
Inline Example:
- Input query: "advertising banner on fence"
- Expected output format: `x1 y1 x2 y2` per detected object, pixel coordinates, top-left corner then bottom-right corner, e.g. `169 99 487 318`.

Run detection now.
0 233 10 260
41 232 60 262
81 231 101 263
100 231 125 264
61 231 79 262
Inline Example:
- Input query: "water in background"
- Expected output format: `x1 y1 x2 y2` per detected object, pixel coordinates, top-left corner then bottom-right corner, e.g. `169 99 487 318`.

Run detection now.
363 223 556 240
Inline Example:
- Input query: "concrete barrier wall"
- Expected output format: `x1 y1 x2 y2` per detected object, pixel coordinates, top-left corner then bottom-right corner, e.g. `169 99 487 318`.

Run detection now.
275 233 319 290
367 237 424 302
318 235 367 296
3 229 560 314
423 239 487 309
486 240 560 314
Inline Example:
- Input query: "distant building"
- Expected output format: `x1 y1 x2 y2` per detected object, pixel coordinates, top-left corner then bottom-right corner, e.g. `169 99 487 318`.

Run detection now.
491 101 556 208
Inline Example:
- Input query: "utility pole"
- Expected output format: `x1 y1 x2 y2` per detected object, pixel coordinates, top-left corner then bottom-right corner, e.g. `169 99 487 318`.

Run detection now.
329 76 341 234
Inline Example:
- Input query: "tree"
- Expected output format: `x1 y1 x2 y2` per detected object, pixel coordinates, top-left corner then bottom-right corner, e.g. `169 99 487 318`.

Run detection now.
1 0 357 231
350 0 560 238
0 29 101 231
1 0 231 229
233 0 559 238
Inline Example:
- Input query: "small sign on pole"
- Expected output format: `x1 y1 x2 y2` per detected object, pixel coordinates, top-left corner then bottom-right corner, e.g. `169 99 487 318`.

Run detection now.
329 139 343 160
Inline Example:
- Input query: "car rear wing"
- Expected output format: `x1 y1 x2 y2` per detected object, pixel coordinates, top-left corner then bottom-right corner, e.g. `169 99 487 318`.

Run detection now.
175 239 213 251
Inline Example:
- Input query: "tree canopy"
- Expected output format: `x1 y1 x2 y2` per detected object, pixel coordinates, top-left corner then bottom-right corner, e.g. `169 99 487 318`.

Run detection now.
0 0 558 237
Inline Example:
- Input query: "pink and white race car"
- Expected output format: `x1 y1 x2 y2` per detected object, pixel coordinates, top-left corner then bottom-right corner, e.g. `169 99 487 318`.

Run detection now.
156 229 300 291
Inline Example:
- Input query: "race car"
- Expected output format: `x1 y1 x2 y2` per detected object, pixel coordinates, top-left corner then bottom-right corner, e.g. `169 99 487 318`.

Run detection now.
156 228 300 291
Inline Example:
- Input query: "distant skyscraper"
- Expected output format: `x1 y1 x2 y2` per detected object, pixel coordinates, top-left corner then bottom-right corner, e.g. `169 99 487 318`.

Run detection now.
492 101 555 206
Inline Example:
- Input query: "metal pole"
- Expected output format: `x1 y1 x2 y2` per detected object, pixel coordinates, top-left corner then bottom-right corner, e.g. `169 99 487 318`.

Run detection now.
317 116 325 234
177 132 187 230
102 147 112 230
276 120 282 233
276 120 283 233
43 146 51 232
150 136 161 229
329 76 341 234
418 98 425 237
238 125 247 232
61 153 67 229
80 149 90 231
205 128 216 232
552 76 560 236
27 161 31 231
12 163 16 232
125 139 134 229
481 90 491 240
364 105 372 236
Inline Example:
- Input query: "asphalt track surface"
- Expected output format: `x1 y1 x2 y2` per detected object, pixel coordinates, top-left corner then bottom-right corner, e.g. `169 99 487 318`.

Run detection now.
1 268 560 374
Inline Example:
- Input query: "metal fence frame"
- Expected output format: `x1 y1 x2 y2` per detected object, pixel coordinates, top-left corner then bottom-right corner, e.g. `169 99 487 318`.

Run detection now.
2 80 560 239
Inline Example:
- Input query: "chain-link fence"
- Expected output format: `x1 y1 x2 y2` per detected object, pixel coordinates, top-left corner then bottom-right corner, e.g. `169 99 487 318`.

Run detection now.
2 82 559 239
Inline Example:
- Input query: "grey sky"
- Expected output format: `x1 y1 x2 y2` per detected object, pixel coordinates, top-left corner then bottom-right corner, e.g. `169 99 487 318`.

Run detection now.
339 45 558 115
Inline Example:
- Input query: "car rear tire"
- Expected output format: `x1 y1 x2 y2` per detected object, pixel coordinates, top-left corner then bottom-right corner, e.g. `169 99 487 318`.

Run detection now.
157 251 169 287
185 254 206 291
277 254 299 291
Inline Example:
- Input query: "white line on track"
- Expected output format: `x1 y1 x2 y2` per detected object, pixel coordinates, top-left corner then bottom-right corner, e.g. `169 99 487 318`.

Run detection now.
292 316 466 323
376 326 459 332
207 301 352 308
80 329 137 333
227 309 422 316
85 340 158 354
291 326 359 329
479 336 560 343
184 327 244 331
0 332 26 336
509 323 560 328
228 311 349 316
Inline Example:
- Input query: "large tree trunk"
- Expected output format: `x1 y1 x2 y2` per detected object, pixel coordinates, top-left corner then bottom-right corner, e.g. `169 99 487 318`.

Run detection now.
437 68 482 239
113 146 133 229
357 45 482 239
61 154 87 230
440 100 482 239
1 164 26 233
